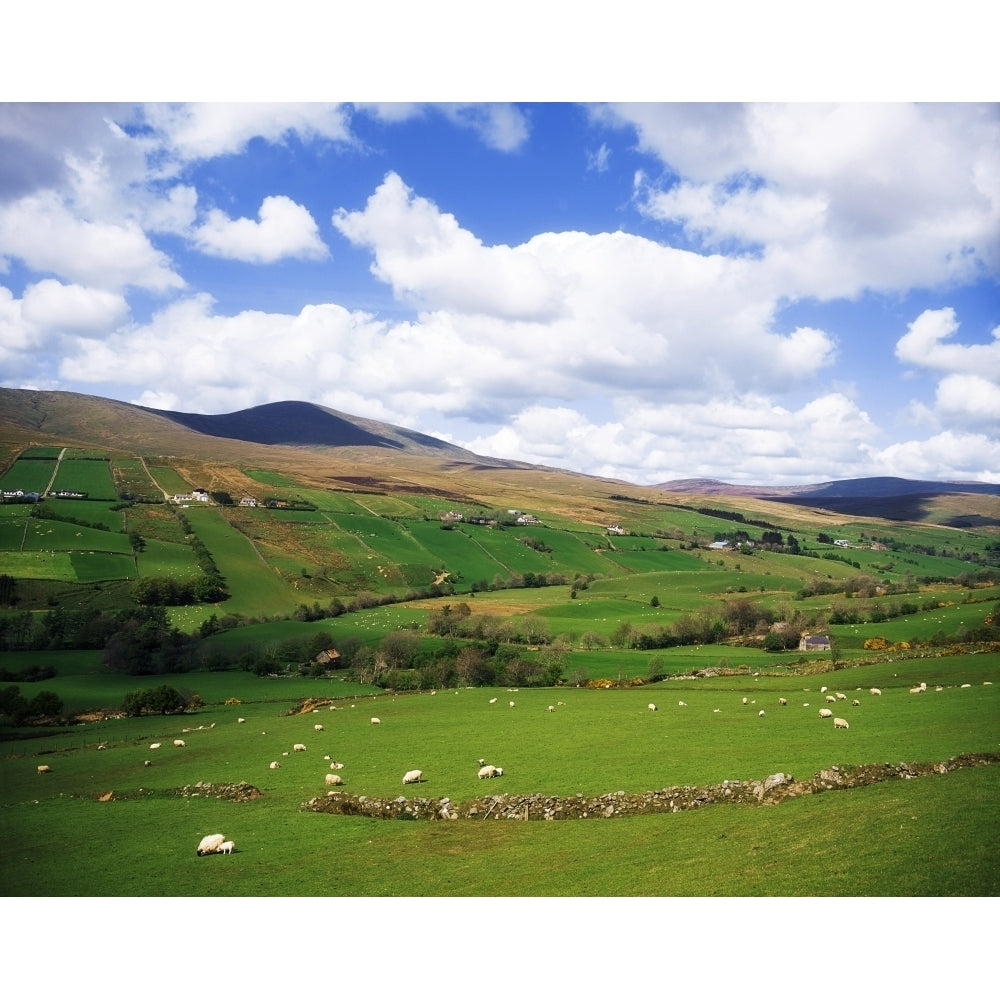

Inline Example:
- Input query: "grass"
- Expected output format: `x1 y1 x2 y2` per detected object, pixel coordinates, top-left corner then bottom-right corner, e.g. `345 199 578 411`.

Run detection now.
1 654 997 897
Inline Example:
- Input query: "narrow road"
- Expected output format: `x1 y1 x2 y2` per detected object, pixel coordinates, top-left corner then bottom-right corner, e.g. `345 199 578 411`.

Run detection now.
42 447 66 495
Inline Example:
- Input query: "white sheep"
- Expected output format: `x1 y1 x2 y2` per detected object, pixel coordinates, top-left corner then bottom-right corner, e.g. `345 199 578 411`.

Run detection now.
371 717 381 725
678 701 687 707
834 717 849 729
314 724 324 731
825 695 837 703
219 840 235 854
197 833 226 856
509 701 515 708
836 692 846 700
870 687 882 696
325 773 344 785
820 686 828 693
149 743 161 750
402 769 423 784
778 698 787 706
852 699 861 707
269 761 281 769
758 710 765 717
489 697 498 704
37 764 51 774
143 759 151 767
910 686 923 694
819 708 833 718
547 705 555 712
293 743 306 752
237 718 245 724
329 761 344 770
742 697 748 705
478 764 504 779
173 739 185 747
648 703 657 711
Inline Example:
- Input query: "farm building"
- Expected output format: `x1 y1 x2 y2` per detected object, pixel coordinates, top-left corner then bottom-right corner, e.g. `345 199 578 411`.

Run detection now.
800 634 832 652
315 649 342 666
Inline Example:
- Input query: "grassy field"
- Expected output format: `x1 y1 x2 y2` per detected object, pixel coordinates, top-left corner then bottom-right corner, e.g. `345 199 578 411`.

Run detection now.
1 653 997 898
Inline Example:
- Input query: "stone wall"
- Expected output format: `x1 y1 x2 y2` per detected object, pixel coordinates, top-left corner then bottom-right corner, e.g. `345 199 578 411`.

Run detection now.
302 752 997 821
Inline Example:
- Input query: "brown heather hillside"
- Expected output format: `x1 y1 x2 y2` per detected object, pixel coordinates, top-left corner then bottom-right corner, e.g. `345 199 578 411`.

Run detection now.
1 387 996 532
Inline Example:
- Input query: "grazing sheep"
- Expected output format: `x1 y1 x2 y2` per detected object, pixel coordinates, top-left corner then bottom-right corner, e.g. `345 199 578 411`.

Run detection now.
197 833 226 856
678 700 687 707
489 697 498 704
371 717 381 725
478 764 504 779
778 698 787 706
820 686 827 693
314 724 324 731
836 692 846 700
293 743 306 752
819 708 834 718
834 717 849 729
852 699 861 707
325 773 344 785
742 697 748 705
509 701 515 708
219 841 234 854
758 710 765 718
825 695 837 703
238 718 245 724
173 739 186 747
402 769 423 784
961 683 972 688
910 686 923 694
144 760 151 767
648 703 657 711
803 703 810 707
269 761 280 769
149 743 161 750
329 761 344 770
37 764 51 774
870 688 882 696
936 686 944 692
547 705 555 712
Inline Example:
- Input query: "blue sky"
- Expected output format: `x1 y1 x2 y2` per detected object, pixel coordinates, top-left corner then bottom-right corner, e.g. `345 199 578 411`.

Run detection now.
1 100 998 486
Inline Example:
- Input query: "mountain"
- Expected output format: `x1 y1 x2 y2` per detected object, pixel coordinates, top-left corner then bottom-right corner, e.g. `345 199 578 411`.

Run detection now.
657 476 1000 499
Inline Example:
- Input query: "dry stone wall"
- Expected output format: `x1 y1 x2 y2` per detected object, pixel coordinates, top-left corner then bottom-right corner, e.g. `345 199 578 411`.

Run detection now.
302 752 997 821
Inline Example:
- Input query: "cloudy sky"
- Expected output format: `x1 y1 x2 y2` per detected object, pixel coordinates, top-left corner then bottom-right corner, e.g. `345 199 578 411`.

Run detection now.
1 100 998 486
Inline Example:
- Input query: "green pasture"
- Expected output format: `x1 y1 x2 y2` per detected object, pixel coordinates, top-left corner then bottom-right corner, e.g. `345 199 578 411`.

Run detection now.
1 654 997 896
124 504 189 545
147 466 193 495
21 516 132 554
0 551 76 580
41 498 126 531
111 458 161 498
18 446 63 459
50 458 117 500
0 508 28 550
137 537 202 578
0 457 55 494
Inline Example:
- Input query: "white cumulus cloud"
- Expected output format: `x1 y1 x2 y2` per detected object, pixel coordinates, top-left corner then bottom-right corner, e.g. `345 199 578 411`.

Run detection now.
193 195 328 264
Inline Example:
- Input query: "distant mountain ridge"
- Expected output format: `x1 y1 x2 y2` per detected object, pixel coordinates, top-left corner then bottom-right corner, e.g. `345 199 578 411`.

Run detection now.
657 476 1000 499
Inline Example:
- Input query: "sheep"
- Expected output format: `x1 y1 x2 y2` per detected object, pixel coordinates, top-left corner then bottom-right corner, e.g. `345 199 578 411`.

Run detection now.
269 761 281 769
802 703 809 707
314 724 324 732
678 700 687 707
149 743 161 750
509 701 515 708
834 717 849 729
825 695 837 703
547 705 555 712
238 718 245 724
143 760 151 767
819 708 833 718
742 697 748 705
820 686 828 693
648 703 657 711
758 710 765 718
852 699 861 707
325 773 344 786
173 739 186 747
910 686 923 694
197 833 226 856
329 761 344 770
402 769 423 784
219 841 234 854
371 717 381 725
478 764 504 779
293 743 307 752
37 764 51 774
836 692 846 700
778 698 787 706
870 688 882 696
489 697 498 704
